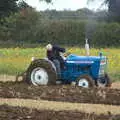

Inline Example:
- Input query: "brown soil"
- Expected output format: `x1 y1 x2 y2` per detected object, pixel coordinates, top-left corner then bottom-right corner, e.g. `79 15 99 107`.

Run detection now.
0 105 120 120
1 98 120 115
0 75 15 82
112 82 120 89
0 81 120 105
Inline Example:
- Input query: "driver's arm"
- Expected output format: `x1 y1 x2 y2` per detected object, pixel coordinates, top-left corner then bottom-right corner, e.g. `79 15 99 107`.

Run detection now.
53 45 66 53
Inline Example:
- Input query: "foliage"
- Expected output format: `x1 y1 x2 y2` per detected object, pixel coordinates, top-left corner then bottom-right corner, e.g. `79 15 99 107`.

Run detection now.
88 0 120 22
41 9 108 21
0 8 120 47
91 22 120 47
0 0 51 18
0 0 18 17
41 9 94 20
0 8 40 42
17 0 30 10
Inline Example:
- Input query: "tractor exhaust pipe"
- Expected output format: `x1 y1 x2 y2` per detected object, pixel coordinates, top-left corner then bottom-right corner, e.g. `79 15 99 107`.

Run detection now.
85 38 90 56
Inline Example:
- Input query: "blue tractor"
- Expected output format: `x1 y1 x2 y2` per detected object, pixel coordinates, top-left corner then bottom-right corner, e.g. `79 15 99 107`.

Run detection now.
24 50 111 88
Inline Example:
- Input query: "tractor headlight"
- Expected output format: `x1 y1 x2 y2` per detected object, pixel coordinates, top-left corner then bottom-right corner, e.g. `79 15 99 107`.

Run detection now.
99 57 107 77
99 66 105 76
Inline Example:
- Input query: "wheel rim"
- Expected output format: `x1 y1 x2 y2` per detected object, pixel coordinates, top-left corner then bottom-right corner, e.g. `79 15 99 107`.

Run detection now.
78 78 89 88
31 67 48 86
97 79 107 87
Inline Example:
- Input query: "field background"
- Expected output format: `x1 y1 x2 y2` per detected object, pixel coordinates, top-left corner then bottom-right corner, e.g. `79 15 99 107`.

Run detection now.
0 47 119 82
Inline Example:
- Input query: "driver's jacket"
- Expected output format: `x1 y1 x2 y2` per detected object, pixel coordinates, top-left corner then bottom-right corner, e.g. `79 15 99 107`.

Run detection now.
47 45 65 68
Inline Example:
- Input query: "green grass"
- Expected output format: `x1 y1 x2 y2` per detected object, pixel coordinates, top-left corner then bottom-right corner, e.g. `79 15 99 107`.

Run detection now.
0 47 119 82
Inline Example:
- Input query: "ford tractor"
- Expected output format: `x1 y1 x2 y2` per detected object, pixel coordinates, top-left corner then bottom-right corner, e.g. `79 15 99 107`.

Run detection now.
18 40 111 88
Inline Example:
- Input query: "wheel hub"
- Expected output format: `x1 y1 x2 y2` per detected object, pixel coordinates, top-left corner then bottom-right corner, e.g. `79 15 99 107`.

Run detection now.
38 76 41 80
78 78 89 88
31 67 48 86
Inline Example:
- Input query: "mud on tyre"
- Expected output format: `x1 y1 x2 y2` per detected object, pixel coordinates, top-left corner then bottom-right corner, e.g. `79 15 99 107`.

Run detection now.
76 75 95 88
25 59 57 86
97 73 112 87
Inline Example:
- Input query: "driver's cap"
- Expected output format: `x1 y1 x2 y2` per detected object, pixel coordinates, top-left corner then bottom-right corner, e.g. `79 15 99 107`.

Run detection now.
46 44 53 50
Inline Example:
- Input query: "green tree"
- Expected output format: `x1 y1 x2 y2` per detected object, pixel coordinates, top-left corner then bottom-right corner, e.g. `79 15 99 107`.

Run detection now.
18 0 30 10
0 0 18 17
0 7 40 42
0 0 52 18
88 0 120 21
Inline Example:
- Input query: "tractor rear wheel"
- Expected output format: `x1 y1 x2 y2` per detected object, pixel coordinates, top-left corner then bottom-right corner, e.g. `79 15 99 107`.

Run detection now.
25 59 57 86
97 73 111 87
76 75 95 88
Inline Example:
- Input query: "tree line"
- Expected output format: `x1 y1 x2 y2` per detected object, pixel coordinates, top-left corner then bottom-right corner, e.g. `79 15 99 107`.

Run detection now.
0 0 120 47
0 0 120 21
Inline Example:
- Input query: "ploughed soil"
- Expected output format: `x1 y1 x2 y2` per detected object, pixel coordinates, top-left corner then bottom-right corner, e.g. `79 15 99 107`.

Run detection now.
0 81 120 105
0 105 120 120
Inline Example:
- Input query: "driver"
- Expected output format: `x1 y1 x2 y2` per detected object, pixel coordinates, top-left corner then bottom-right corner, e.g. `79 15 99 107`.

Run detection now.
46 44 66 78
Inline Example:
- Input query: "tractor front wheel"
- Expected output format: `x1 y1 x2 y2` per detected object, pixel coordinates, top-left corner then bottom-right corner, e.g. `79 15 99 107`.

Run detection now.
97 73 111 87
76 75 95 88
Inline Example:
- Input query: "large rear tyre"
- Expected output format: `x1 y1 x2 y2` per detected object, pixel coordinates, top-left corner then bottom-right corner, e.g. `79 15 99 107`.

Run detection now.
97 73 112 87
76 75 95 88
25 59 57 86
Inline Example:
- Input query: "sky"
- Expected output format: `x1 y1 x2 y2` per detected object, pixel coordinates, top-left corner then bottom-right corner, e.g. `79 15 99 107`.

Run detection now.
25 0 106 11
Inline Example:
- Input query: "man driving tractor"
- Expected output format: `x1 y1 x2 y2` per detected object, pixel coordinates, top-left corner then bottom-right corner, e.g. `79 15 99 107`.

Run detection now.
46 44 65 78
16 42 111 88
